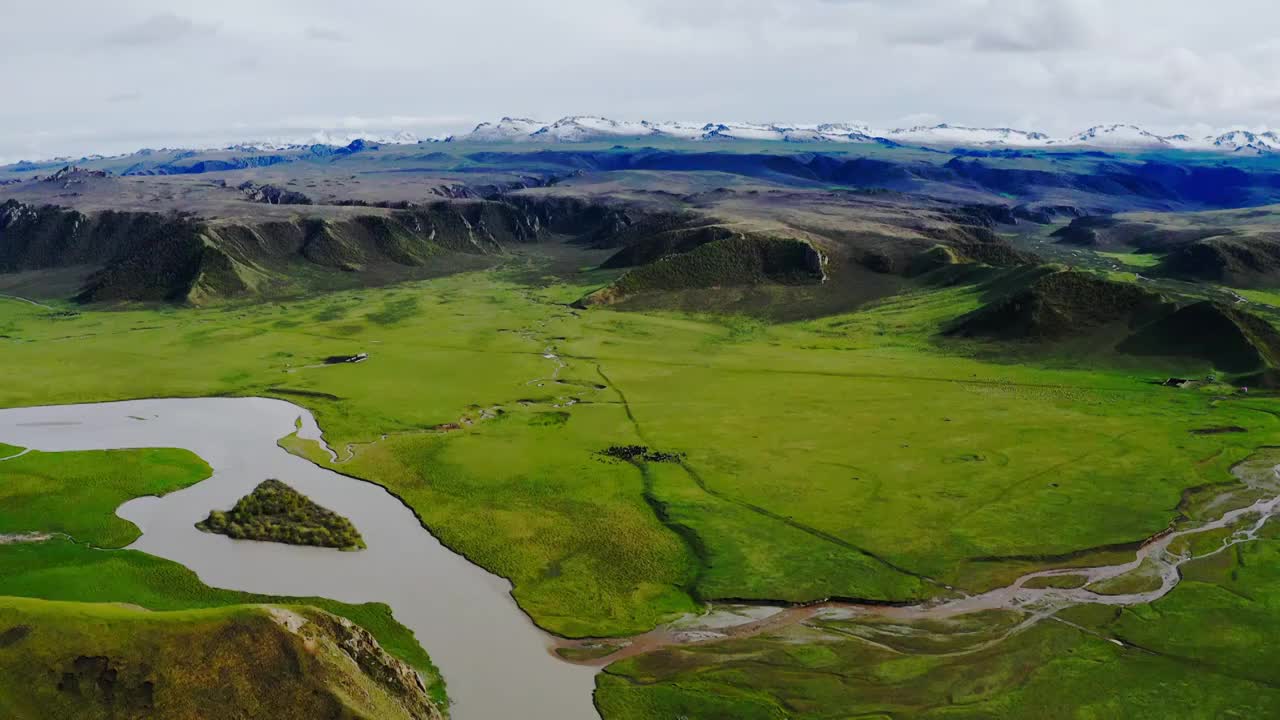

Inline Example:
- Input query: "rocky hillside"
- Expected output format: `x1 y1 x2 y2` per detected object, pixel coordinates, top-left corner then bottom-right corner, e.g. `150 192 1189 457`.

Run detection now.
0 197 645 304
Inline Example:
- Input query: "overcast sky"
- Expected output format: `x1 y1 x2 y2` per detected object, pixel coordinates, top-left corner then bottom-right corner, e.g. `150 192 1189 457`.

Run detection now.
5 0 1280 162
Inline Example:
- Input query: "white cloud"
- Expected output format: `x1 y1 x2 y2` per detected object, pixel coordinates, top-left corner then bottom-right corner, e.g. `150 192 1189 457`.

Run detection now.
4 0 1280 159
304 26 350 43
971 0 1100 53
102 12 219 47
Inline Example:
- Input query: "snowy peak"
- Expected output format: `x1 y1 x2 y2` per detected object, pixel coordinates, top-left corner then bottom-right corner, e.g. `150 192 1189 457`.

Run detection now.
699 122 787 142
529 116 655 142
19 117 1280 165
466 117 548 142
882 124 1051 147
446 116 1280 154
453 118 882 144
1212 130 1280 153
1065 124 1177 148
228 130 422 152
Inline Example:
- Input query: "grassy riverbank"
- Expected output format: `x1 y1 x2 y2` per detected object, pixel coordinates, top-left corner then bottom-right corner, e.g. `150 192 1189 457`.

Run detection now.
0 446 210 547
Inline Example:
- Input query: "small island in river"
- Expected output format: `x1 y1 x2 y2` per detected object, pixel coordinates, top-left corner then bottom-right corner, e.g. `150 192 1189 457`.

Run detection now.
197 479 366 550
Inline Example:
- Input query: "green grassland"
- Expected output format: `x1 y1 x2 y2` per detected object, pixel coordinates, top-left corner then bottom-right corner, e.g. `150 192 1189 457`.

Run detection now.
310 402 702 637
1236 287 1280 307
0 596 440 720
2 267 1276 641
1098 250 1163 268
0 446 210 547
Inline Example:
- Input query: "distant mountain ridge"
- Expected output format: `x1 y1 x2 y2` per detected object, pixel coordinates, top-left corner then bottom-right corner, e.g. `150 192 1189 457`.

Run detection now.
446 116 1280 153
9 117 1280 171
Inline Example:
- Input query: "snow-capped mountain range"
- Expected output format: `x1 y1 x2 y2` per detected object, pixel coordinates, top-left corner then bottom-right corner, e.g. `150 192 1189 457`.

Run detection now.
228 129 424 152
9 118 1280 168
438 116 1280 154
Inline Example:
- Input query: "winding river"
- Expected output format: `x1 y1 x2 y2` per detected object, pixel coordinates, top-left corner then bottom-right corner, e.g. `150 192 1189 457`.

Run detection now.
0 397 599 720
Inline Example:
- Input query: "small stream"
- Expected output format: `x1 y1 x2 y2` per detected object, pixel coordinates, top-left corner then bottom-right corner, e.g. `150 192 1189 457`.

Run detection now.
0 397 599 720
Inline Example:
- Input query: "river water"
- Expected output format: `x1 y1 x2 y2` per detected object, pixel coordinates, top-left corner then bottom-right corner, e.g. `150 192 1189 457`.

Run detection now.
0 397 600 720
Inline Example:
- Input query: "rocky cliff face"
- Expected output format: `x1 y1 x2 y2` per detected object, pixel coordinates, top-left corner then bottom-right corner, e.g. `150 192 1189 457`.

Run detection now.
1 200 209 302
0 197 649 304
286 608 445 720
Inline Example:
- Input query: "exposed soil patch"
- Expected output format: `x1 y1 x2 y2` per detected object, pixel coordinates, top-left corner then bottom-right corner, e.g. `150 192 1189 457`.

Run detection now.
0 532 53 545
1191 426 1248 435
598 445 686 463
56 655 155 712
0 624 31 648
555 643 625 662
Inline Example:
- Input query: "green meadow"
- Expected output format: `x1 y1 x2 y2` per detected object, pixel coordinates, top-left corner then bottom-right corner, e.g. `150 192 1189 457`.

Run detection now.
1098 250 1163 268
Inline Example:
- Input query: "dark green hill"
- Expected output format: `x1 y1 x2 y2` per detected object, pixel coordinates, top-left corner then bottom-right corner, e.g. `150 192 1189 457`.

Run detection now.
1118 301 1280 373
907 225 1039 275
580 235 826 306
599 225 739 269
197 479 365 550
948 269 1167 340
949 269 1280 373
1158 234 1280 287
1052 216 1234 252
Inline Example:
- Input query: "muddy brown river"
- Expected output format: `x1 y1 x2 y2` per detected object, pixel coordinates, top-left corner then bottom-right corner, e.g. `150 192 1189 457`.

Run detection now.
0 397 599 720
